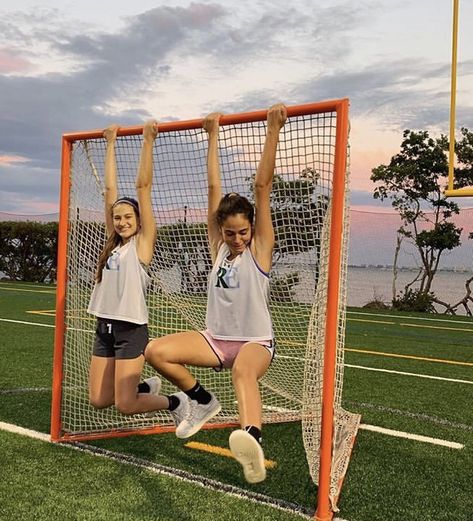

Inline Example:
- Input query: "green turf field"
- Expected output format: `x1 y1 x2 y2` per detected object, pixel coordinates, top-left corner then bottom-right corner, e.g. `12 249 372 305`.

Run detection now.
0 280 472 521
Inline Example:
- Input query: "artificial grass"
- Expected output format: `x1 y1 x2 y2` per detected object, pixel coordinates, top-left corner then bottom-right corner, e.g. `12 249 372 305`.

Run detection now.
1 282 472 520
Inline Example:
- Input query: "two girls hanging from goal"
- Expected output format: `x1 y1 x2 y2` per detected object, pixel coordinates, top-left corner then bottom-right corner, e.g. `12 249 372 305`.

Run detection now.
145 103 287 483
87 121 189 427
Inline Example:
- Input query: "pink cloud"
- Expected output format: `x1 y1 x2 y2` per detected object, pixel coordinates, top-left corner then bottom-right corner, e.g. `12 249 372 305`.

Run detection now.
0 48 32 73
0 155 30 166
350 147 396 191
25 201 59 214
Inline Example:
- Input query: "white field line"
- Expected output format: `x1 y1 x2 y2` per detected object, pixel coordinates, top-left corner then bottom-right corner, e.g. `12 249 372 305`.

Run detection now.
0 283 54 289
277 354 473 385
0 420 313 520
359 424 464 449
0 285 55 294
0 318 55 328
260 408 465 450
345 363 473 385
0 387 50 395
0 317 90 333
347 401 473 432
0 421 50 442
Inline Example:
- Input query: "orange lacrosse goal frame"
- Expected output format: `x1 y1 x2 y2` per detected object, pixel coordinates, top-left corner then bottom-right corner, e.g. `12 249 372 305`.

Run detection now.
51 98 357 521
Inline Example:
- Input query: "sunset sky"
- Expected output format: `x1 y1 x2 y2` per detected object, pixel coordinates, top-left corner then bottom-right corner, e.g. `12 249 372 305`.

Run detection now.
1 0 472 215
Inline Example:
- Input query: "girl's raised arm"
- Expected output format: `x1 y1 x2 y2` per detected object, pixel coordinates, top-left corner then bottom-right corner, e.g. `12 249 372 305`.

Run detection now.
135 120 158 265
252 103 287 272
103 125 119 236
203 112 223 263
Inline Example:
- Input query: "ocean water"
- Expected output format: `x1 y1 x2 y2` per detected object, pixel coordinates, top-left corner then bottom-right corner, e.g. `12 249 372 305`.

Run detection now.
347 267 473 312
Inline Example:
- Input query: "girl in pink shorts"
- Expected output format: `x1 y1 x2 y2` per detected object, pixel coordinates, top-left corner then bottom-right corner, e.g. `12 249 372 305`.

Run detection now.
200 330 275 371
145 104 287 484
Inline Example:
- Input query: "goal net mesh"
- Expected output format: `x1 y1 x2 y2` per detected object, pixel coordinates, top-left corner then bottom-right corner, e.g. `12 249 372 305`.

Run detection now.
58 104 360 504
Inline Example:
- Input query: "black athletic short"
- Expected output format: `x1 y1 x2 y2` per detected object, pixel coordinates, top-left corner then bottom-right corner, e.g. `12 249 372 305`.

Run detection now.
92 318 149 360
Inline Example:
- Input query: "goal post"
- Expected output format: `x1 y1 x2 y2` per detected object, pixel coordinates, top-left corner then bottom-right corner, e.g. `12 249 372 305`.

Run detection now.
445 0 473 197
314 98 350 521
51 98 360 518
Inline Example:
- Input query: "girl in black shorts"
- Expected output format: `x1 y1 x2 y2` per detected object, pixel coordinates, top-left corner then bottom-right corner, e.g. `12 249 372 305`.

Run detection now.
87 121 188 428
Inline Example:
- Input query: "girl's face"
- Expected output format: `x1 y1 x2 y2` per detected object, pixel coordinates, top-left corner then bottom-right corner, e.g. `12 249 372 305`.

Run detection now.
112 203 139 242
220 213 252 256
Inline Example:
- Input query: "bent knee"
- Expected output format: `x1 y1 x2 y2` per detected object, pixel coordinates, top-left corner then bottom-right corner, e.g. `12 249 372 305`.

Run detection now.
89 394 114 410
232 362 258 382
144 338 161 361
143 339 155 361
144 339 170 367
115 398 138 416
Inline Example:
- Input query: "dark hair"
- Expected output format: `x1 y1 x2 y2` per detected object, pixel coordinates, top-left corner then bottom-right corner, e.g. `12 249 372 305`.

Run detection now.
95 197 140 282
215 192 254 227
112 196 140 216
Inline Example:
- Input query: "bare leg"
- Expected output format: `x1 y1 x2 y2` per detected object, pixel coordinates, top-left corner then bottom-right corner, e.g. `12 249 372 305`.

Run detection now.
232 343 271 428
89 355 115 409
145 331 220 390
114 355 169 415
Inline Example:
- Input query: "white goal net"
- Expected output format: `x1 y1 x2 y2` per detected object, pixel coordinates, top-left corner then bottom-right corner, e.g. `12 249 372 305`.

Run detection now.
53 101 360 507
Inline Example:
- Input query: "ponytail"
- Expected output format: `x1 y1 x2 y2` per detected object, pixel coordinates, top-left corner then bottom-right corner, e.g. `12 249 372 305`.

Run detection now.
95 232 121 282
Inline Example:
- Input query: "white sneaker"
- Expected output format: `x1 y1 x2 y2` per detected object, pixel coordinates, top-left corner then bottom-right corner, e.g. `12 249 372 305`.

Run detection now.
143 376 162 396
169 392 190 428
175 393 221 439
229 429 266 483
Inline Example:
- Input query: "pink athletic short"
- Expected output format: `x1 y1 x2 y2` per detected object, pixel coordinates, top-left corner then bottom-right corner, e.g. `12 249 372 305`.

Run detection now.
200 329 275 370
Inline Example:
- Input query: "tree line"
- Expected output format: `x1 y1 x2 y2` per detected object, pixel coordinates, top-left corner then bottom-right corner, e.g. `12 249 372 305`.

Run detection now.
0 221 58 282
0 168 328 304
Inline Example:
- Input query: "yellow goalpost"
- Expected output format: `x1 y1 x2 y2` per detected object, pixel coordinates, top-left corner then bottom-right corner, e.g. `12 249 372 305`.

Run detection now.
445 0 473 197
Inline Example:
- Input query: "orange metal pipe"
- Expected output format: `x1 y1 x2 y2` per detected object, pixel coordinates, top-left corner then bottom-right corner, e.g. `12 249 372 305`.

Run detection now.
315 99 350 521
59 425 175 443
56 420 240 443
62 99 347 142
50 137 73 441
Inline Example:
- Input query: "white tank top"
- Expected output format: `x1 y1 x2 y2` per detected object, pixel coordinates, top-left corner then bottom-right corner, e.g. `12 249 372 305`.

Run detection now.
87 236 150 325
206 243 273 341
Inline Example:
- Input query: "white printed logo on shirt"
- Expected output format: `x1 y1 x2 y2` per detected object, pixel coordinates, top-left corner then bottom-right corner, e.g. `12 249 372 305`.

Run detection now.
106 250 120 271
215 265 239 289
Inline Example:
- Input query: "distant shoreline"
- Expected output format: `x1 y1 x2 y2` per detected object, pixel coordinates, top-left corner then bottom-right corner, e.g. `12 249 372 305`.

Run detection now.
348 265 473 273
